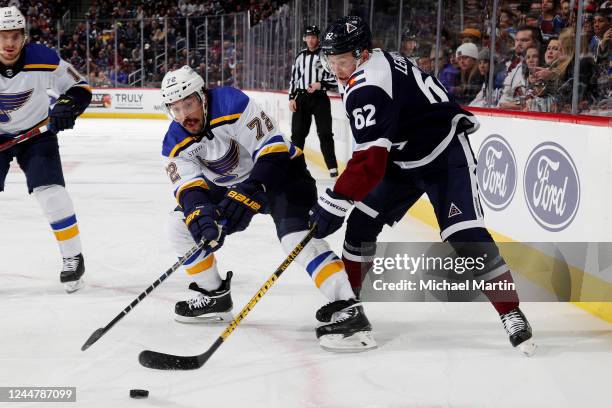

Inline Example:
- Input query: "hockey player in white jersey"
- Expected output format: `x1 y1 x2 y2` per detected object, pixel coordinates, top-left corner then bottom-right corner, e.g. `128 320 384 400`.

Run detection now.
161 66 375 351
0 6 92 292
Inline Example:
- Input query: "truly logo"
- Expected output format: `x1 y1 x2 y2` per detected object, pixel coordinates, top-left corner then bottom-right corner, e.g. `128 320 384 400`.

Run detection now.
476 134 517 211
523 142 580 232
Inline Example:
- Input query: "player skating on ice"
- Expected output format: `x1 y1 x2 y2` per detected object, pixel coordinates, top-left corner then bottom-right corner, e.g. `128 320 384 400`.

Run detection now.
0 6 92 293
309 16 535 355
160 66 375 351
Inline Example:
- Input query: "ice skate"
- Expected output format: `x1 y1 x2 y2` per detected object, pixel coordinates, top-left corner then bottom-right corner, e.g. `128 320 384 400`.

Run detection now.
175 271 233 323
60 253 85 293
315 298 377 352
500 307 536 356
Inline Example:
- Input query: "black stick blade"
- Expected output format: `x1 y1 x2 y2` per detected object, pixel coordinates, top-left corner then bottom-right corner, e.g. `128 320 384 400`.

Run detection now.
81 328 106 351
138 350 202 370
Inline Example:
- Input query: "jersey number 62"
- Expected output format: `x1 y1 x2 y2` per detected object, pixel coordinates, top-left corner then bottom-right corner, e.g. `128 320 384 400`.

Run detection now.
352 104 376 129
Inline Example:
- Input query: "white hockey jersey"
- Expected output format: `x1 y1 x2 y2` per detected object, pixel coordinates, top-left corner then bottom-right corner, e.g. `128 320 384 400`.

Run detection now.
0 43 90 136
161 87 301 204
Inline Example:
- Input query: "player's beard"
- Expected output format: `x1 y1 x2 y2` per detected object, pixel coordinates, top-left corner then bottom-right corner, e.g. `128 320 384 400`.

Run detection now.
183 117 203 134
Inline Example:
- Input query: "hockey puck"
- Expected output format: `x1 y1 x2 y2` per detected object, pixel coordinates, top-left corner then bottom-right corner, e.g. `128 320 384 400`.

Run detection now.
129 389 149 399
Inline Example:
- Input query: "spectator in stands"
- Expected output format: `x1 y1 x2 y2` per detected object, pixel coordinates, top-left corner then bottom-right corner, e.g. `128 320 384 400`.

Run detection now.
539 0 565 42
454 42 483 104
459 27 481 45
560 1 572 26
521 45 553 111
499 8 518 38
417 46 433 74
469 48 505 107
590 8 610 60
552 28 599 112
437 49 460 93
526 11 541 28
498 26 541 109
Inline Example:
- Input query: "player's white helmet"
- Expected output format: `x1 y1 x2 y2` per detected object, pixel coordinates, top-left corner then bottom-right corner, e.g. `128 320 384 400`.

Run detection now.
0 6 26 31
161 66 207 125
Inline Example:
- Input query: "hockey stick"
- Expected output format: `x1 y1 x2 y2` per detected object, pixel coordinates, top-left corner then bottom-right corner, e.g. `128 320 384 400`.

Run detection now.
138 225 316 370
81 230 223 351
0 125 52 152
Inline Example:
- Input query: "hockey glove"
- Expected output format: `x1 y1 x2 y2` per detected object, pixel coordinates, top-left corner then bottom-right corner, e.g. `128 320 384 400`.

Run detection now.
309 188 352 239
219 181 268 234
50 94 79 132
185 205 225 249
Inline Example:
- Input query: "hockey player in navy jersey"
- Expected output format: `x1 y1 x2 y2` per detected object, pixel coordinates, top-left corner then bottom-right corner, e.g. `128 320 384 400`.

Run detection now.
0 7 92 293
309 16 535 355
160 66 375 351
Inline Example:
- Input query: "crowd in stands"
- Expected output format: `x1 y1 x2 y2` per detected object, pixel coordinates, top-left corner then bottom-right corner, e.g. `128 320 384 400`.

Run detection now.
2 0 609 115
401 0 611 114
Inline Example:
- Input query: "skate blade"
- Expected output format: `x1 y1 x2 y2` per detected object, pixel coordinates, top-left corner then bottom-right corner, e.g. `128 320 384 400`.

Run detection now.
319 331 377 353
518 340 537 357
174 311 234 324
64 278 85 293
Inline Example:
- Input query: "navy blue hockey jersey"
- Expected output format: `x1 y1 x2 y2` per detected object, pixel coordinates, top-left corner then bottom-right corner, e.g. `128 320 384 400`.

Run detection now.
335 49 479 201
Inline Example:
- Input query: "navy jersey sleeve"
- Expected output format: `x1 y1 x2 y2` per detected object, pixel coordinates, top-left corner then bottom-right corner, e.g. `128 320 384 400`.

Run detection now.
334 85 398 202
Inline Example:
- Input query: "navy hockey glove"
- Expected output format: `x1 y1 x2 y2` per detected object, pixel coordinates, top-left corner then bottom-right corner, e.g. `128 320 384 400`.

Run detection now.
50 94 79 131
185 205 225 249
309 188 352 239
219 181 268 234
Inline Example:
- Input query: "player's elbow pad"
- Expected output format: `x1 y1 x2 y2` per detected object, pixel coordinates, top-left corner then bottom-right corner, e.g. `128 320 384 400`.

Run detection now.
65 86 93 116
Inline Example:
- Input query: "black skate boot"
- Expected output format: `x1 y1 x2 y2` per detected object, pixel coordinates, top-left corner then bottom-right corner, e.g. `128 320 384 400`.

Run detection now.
60 253 85 293
500 307 536 356
174 271 233 323
315 298 377 352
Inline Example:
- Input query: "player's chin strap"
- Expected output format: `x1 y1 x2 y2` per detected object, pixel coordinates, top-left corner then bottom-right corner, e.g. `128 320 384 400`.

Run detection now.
81 223 225 352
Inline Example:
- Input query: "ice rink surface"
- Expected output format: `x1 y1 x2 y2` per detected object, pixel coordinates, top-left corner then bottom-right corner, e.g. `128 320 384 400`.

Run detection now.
2 119 611 408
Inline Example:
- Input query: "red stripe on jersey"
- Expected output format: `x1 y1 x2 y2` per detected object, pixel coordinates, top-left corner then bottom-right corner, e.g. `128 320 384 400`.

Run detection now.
333 146 388 202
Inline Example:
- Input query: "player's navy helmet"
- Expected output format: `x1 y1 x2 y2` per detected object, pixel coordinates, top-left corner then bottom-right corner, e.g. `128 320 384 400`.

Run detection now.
304 25 320 36
321 16 372 58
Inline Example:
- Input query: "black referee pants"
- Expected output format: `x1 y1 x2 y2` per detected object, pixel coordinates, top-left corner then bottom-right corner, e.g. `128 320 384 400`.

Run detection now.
290 91 337 171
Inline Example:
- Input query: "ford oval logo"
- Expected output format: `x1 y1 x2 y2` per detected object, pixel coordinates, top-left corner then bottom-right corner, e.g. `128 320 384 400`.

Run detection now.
476 134 517 211
523 142 580 231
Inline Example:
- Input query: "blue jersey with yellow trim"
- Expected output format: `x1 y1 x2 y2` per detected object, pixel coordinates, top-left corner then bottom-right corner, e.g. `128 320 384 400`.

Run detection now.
162 87 300 204
0 43 90 136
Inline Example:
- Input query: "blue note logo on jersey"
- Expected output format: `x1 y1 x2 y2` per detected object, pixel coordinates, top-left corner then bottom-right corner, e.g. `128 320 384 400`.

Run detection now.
197 139 240 184
0 89 34 123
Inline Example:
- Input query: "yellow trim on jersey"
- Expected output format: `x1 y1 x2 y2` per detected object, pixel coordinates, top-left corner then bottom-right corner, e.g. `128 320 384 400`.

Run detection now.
169 136 197 158
314 260 344 288
291 146 304 158
186 254 215 275
176 179 210 204
23 63 58 69
209 113 242 126
257 144 289 159
54 225 80 241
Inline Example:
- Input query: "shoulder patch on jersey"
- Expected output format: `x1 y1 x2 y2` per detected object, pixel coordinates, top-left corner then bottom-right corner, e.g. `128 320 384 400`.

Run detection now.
345 50 393 100
22 44 60 71
346 70 366 92
162 121 199 158
208 87 249 129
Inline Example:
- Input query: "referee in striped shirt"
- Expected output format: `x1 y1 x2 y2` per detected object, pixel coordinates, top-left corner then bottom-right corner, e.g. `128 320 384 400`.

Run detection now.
289 25 339 178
